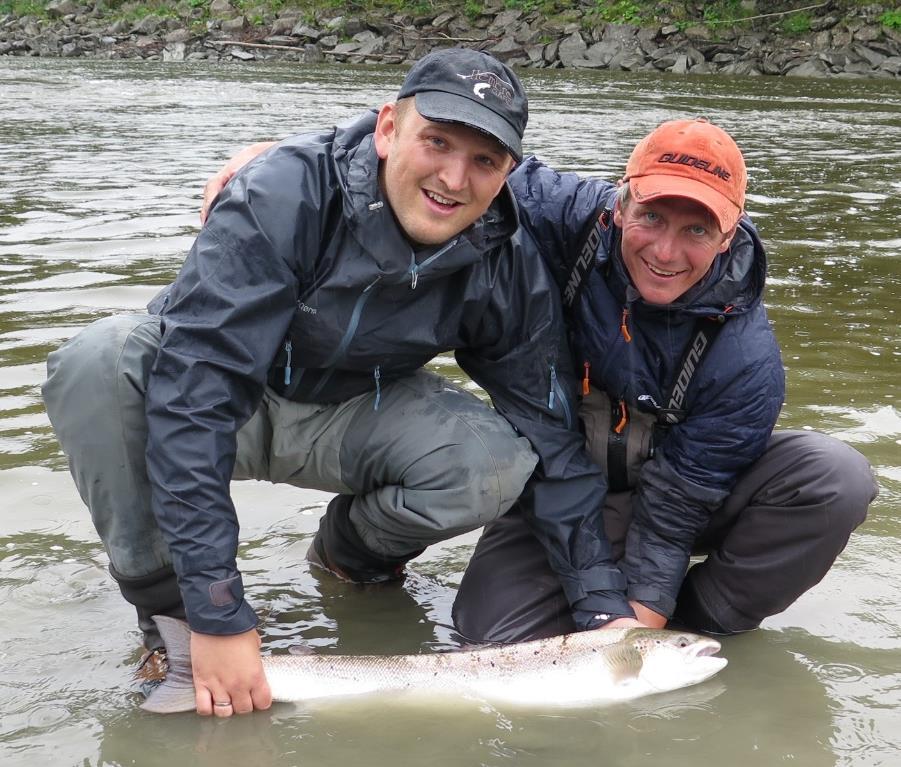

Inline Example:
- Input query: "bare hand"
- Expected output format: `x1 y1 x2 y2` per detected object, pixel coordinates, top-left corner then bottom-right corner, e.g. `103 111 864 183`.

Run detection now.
200 141 276 225
629 600 667 629
190 628 272 717
597 600 667 631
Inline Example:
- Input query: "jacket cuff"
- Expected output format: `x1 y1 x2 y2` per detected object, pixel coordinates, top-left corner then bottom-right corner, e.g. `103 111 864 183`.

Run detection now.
560 566 633 631
180 572 259 635
628 584 677 619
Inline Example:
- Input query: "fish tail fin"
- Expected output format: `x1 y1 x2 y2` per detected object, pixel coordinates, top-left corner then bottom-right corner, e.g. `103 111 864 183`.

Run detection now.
140 615 197 714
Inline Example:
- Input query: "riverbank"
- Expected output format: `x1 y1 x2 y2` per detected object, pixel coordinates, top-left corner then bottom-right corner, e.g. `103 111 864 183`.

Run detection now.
1 0 900 78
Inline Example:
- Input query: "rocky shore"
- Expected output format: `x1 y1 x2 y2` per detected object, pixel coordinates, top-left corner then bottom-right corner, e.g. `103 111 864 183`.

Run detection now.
2 0 900 79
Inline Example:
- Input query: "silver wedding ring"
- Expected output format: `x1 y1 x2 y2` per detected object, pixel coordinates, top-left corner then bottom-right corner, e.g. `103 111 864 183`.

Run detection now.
213 701 232 708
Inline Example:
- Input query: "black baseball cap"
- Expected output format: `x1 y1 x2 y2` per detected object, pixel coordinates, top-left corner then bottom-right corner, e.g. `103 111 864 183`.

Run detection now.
397 48 528 161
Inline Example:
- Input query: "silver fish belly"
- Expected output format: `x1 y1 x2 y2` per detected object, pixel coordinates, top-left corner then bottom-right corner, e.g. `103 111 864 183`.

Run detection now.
141 616 727 714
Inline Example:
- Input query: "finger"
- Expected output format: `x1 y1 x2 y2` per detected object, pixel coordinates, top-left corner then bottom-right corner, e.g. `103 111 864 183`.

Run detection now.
195 684 214 717
251 681 273 712
212 699 234 718
230 689 254 715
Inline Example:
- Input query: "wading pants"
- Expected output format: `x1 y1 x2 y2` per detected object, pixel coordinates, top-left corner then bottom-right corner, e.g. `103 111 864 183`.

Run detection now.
453 430 877 642
42 314 538 649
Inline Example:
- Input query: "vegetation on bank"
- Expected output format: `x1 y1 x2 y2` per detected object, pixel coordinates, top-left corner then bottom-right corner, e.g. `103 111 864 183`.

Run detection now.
3 0 900 37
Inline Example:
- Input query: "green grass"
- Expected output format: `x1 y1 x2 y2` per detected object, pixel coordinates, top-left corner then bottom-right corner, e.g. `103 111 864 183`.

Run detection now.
880 9 901 30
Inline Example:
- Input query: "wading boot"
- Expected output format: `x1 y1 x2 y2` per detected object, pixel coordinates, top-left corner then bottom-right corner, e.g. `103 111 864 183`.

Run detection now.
306 494 422 584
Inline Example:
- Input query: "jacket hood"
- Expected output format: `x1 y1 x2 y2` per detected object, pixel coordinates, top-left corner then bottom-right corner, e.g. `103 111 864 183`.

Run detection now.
331 111 520 284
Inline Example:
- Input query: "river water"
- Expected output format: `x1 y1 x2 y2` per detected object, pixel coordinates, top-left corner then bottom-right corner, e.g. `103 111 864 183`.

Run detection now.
0 58 898 767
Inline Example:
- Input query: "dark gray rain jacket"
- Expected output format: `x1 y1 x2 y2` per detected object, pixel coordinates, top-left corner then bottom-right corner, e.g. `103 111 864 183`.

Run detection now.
145 113 629 635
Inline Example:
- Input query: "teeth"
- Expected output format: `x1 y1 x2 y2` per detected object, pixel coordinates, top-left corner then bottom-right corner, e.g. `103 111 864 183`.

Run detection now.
426 191 456 206
648 263 678 277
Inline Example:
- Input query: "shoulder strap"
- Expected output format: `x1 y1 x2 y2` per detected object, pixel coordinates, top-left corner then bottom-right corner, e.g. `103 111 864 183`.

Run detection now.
561 207 612 312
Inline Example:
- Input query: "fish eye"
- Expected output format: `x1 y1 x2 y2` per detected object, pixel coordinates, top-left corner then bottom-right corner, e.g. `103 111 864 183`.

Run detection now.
676 636 691 647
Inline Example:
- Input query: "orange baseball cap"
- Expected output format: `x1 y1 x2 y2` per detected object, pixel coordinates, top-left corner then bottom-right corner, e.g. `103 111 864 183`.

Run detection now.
623 118 747 233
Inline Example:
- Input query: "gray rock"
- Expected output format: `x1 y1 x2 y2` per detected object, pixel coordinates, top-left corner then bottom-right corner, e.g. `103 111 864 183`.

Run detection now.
431 12 456 29
584 41 617 67
209 0 233 19
324 16 345 32
330 41 361 55
221 17 247 34
132 15 164 36
543 39 559 63
670 54 689 74
513 21 538 45
683 24 712 41
712 52 736 64
344 18 365 36
608 51 645 71
228 46 254 60
270 18 295 35
784 58 830 77
719 60 761 75
810 15 839 32
60 40 81 56
855 23 882 43
291 24 323 41
355 37 385 57
162 42 186 61
302 42 323 63
557 31 587 66
880 56 901 74
47 0 79 19
488 36 525 60
525 43 545 63
100 35 116 45
660 24 680 37
165 28 192 44
853 43 886 66
319 34 338 48
107 19 129 35
488 9 522 32
352 30 377 43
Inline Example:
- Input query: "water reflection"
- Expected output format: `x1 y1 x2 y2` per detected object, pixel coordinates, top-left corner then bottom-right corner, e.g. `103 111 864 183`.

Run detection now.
1 58 899 766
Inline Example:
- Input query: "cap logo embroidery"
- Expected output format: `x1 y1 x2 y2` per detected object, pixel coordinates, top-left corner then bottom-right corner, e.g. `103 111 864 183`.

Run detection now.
658 152 731 180
456 70 514 106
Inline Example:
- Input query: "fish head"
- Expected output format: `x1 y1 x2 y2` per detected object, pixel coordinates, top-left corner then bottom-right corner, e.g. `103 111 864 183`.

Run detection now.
627 629 728 693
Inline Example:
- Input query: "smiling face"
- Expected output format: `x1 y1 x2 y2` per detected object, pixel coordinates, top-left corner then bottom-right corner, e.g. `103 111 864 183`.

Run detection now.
373 100 515 247
614 193 737 305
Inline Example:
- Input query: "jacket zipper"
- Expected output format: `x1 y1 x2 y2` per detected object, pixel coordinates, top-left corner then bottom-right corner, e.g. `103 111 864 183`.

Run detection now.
409 238 459 289
308 276 382 399
283 340 293 386
548 364 573 429
373 365 381 411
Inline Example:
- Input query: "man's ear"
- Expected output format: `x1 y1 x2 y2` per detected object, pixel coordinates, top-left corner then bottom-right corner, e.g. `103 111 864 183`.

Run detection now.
374 102 398 160
612 198 624 227
718 224 739 253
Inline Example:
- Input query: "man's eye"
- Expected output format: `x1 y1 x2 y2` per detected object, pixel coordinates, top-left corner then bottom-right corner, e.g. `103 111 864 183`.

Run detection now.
690 224 708 235
645 211 659 222
476 156 497 168
428 136 447 149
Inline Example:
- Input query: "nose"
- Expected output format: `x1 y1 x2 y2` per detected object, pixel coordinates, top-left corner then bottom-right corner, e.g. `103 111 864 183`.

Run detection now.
436 154 468 193
649 228 678 264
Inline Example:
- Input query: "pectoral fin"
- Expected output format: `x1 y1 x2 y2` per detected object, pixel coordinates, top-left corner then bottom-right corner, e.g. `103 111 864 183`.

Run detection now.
606 643 644 685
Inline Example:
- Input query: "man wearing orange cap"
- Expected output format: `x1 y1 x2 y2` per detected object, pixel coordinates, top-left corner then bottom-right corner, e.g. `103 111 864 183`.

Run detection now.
197 117 876 644
454 117 876 640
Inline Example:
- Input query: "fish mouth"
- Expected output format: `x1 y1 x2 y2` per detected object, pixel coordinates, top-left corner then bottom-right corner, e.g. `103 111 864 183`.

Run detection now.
690 637 723 659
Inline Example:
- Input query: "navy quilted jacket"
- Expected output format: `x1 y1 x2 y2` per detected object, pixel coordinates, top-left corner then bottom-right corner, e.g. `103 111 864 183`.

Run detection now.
510 157 785 617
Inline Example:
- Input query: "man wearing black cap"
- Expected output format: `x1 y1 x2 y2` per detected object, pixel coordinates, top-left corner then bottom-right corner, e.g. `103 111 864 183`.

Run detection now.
44 48 636 716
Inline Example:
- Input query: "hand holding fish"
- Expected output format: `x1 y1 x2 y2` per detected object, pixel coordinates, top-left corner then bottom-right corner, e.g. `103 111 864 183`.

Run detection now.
190 628 272 717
